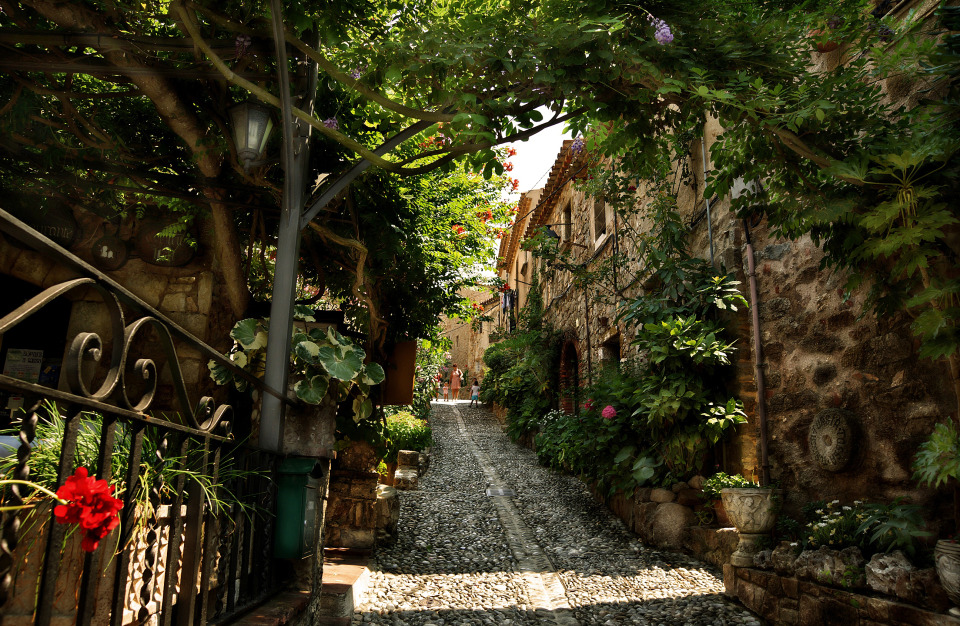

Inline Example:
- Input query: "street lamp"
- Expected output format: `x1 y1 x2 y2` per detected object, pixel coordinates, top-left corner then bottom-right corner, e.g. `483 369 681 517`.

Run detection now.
228 100 275 169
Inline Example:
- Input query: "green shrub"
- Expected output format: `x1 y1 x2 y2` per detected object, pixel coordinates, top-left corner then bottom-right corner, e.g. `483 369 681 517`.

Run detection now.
701 472 760 499
479 278 560 442
383 411 432 464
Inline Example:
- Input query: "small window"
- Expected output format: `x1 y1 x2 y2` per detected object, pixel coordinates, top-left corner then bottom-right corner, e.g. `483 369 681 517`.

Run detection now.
562 203 573 240
593 198 606 240
601 334 621 370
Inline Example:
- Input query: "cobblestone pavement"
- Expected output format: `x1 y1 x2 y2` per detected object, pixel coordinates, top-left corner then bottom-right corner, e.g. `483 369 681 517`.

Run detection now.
353 402 763 626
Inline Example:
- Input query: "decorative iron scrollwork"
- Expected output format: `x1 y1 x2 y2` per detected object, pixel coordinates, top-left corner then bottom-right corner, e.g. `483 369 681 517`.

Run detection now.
1 277 231 434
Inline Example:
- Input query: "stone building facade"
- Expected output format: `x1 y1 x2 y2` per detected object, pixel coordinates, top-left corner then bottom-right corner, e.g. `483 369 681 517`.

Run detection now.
440 287 496 395
491 121 955 524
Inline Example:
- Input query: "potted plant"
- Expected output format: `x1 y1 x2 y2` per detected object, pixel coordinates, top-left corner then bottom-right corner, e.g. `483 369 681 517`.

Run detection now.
913 420 960 613
720 475 781 567
808 15 843 54
702 472 757 528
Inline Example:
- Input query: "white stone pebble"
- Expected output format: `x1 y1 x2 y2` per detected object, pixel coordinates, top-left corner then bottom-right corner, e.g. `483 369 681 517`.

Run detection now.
352 402 763 625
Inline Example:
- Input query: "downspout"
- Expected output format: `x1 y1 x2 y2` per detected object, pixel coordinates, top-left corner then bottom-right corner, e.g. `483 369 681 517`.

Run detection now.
700 138 715 267
743 219 771 487
583 279 592 386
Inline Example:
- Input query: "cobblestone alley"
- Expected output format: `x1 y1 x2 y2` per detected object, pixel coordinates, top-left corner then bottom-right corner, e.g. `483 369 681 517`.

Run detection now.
353 402 763 625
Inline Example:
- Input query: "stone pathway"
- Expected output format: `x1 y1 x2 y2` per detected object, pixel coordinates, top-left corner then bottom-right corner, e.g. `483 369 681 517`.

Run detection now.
353 402 763 625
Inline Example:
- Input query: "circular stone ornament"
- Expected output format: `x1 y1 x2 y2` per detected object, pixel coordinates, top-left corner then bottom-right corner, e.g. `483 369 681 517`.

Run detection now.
808 409 856 472
91 234 128 271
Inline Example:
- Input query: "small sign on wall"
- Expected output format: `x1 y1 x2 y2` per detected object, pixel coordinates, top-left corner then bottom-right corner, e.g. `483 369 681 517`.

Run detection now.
2 349 44 384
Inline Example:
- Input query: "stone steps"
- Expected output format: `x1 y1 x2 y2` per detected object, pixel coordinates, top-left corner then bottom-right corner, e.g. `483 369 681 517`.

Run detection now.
317 548 371 624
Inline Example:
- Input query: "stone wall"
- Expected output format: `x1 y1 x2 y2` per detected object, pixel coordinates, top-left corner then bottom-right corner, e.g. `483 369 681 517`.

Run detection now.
510 126 954 523
734 228 953 521
324 441 380 550
724 564 958 626
590 477 738 569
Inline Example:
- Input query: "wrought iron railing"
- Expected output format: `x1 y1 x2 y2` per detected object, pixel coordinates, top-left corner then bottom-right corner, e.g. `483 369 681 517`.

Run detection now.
0 208 290 625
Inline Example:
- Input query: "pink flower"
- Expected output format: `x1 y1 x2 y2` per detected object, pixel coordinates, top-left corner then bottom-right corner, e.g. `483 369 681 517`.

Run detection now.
602 405 617 419
584 398 594 411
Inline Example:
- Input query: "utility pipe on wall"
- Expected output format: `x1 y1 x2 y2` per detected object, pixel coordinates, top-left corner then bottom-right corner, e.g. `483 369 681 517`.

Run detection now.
700 138 715 267
743 219 771 487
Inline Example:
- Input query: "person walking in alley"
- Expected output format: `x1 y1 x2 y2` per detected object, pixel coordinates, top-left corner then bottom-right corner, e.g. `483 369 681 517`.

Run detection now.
450 364 463 402
470 379 481 407
442 381 449 401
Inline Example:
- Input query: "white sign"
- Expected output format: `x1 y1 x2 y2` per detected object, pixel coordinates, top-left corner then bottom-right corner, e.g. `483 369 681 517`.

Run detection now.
3 349 44 384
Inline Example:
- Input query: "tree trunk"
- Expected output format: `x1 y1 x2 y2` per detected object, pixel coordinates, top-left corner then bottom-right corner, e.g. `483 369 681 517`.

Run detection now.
20 0 250 320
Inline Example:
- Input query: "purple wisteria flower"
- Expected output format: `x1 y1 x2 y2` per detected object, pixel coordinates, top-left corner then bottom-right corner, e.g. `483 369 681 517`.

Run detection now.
571 136 585 155
649 15 674 45
235 35 252 59
350 68 363 79
322 117 339 130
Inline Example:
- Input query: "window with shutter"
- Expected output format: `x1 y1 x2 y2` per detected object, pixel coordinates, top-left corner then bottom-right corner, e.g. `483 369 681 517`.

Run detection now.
593 198 606 241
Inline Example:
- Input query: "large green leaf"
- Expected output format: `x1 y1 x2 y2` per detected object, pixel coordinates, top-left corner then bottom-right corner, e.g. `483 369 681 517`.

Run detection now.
317 344 363 380
362 362 386 385
231 319 266 349
294 375 330 405
295 340 321 364
353 397 373 422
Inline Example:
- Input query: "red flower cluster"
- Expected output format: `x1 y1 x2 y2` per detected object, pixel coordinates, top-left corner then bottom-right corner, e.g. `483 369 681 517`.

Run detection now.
471 302 483 312
507 147 517 157
452 225 466 237
499 283 510 292
511 179 519 191
54 467 124 552
503 162 514 172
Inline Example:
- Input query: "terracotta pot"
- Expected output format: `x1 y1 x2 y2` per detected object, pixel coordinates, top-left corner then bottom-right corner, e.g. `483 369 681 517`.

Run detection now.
808 29 840 53
382 341 417 405
713 499 732 528
935 539 960 608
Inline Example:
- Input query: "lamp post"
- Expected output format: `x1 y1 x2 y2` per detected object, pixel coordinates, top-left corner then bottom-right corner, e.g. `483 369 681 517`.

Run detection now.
228 100 275 169
225 0 433 452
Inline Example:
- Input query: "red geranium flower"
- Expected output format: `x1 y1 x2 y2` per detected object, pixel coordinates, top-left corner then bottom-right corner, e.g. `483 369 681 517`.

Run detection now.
54 467 124 552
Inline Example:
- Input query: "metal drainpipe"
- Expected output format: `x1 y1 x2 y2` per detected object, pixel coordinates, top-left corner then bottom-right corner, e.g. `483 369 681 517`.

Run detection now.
743 219 771 487
700 138 715 267
583 279 592 386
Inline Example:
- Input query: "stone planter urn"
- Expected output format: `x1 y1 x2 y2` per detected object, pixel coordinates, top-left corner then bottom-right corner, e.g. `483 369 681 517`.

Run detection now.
935 539 960 616
721 487 781 567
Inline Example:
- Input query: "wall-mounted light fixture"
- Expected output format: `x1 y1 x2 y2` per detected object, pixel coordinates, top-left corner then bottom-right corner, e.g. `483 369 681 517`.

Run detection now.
228 99 275 170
